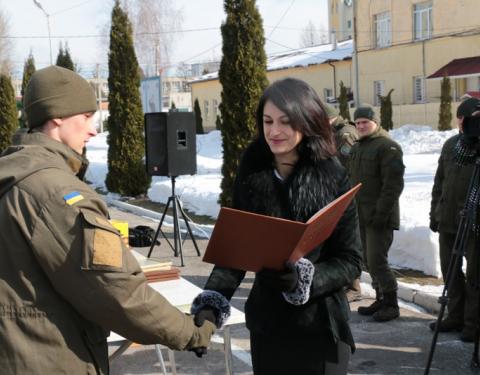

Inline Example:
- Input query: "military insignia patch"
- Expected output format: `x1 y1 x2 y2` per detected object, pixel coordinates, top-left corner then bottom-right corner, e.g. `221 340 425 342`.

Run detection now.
63 191 84 206
93 228 123 268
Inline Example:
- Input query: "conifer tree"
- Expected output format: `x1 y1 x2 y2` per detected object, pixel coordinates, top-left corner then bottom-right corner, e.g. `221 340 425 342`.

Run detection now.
379 88 394 131
438 76 452 131
106 1 150 196
19 52 36 128
0 73 18 152
194 98 204 134
56 42 75 71
338 81 350 120
218 0 268 207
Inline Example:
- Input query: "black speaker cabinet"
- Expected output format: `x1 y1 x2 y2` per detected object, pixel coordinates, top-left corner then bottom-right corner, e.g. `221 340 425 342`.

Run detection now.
144 112 197 176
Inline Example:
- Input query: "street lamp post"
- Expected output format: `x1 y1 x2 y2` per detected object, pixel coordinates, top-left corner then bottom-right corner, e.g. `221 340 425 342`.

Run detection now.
33 0 53 65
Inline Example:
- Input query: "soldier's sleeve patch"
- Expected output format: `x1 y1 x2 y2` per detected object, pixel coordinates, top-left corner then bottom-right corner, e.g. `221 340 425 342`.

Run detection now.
93 228 122 268
63 191 84 206
81 210 123 270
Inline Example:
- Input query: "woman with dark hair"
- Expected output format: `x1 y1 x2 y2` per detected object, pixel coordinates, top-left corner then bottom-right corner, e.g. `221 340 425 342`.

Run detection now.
191 78 362 375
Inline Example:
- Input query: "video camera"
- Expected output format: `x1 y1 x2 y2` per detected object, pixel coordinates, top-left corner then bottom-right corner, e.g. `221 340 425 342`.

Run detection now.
462 103 480 137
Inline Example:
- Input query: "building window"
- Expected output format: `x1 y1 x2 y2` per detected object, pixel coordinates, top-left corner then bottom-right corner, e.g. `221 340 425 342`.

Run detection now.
414 2 432 41
413 76 426 103
324 88 333 102
213 99 218 115
373 80 385 106
204 100 209 116
374 12 391 48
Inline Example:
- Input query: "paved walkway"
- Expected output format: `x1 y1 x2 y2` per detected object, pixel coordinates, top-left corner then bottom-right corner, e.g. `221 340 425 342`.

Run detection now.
107 203 475 375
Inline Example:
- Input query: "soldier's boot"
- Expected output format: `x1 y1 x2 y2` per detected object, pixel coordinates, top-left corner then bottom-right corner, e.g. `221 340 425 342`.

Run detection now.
358 288 383 316
373 291 400 322
346 278 362 302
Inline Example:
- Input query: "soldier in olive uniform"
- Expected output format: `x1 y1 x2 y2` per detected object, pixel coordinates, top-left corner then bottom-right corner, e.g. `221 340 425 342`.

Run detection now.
429 97 480 342
0 66 221 374
325 103 362 302
348 105 405 322
325 103 359 167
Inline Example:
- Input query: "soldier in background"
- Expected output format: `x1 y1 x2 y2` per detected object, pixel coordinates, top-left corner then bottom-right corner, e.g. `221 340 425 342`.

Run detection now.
348 105 405 322
429 97 480 342
325 103 362 302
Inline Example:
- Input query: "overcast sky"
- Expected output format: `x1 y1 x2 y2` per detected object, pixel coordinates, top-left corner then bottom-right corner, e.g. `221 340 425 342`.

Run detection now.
2 0 328 78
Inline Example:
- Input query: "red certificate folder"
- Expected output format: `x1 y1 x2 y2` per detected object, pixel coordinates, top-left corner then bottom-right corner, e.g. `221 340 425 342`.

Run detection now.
203 183 361 272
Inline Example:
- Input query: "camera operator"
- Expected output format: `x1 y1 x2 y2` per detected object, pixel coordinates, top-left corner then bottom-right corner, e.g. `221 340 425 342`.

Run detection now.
429 97 480 342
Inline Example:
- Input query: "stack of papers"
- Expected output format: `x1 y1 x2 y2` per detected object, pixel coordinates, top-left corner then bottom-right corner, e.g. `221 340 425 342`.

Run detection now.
132 251 181 283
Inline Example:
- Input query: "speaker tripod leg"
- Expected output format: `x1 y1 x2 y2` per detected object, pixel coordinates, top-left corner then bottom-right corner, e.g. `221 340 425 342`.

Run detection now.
147 196 176 258
176 196 201 257
172 194 185 267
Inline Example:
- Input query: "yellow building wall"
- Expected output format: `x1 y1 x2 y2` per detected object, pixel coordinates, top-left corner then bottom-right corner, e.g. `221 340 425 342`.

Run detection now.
353 0 480 127
191 61 353 130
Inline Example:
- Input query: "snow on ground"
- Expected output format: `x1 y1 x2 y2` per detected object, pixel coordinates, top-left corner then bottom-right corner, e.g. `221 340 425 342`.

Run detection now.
85 125 461 278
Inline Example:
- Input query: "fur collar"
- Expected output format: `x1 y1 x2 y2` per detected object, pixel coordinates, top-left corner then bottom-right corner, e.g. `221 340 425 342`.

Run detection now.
236 140 343 222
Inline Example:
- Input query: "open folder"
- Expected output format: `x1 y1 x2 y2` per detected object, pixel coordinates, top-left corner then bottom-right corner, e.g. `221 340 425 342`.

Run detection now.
203 183 361 272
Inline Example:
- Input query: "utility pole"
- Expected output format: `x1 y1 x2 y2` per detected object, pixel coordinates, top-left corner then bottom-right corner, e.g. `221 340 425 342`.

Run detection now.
33 0 53 65
96 64 103 133
353 0 360 107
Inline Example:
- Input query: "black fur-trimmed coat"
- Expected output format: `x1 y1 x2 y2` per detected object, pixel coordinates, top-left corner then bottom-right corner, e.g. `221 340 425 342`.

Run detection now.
205 139 362 352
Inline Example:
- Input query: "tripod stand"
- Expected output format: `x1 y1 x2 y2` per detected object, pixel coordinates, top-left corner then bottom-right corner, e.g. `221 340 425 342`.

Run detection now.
147 176 201 267
424 157 480 374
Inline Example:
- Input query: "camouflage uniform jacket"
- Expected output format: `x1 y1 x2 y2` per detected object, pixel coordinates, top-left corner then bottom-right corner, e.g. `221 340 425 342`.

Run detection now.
332 117 359 167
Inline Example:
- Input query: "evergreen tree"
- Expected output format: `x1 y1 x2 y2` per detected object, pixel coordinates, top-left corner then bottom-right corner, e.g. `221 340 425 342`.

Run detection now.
56 42 75 71
106 1 151 196
0 73 18 153
379 88 394 131
19 52 36 128
194 98 204 134
170 101 176 110
216 114 221 131
438 76 452 131
218 0 268 207
338 81 350 120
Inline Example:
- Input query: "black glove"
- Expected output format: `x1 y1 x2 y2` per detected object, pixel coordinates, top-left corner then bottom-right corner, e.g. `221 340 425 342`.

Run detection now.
194 306 217 327
429 219 439 233
257 262 298 292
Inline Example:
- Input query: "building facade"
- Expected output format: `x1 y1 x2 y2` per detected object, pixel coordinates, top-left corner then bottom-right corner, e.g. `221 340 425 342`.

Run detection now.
190 41 353 130
352 0 480 127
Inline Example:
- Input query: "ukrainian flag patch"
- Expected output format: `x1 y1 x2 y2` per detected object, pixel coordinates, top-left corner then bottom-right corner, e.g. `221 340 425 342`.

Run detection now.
63 191 84 206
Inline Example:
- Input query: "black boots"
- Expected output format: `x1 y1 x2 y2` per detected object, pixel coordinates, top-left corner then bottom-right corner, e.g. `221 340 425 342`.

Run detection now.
358 290 400 322
358 289 383 316
373 291 400 322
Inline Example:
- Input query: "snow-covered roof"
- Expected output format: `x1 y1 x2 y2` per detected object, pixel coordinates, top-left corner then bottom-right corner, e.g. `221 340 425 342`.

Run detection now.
190 39 353 83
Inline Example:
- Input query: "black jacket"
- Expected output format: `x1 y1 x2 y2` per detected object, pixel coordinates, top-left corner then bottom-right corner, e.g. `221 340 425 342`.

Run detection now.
205 139 362 350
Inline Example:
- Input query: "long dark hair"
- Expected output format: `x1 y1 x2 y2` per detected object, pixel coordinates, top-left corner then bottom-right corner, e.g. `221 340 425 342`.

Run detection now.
255 77 336 162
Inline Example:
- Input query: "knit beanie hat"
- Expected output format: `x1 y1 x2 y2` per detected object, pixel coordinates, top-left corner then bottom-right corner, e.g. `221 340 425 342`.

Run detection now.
354 105 377 123
324 103 339 119
23 66 97 129
457 97 480 118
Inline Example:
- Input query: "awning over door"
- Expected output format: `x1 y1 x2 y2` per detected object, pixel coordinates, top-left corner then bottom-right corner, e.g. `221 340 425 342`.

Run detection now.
427 56 480 79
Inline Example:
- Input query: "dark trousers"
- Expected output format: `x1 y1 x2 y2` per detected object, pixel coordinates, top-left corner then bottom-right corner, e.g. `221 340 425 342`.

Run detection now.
439 232 479 328
359 221 398 293
250 331 350 375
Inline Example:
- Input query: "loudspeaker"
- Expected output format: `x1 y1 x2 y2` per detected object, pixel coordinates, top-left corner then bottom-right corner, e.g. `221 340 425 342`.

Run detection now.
144 112 197 176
